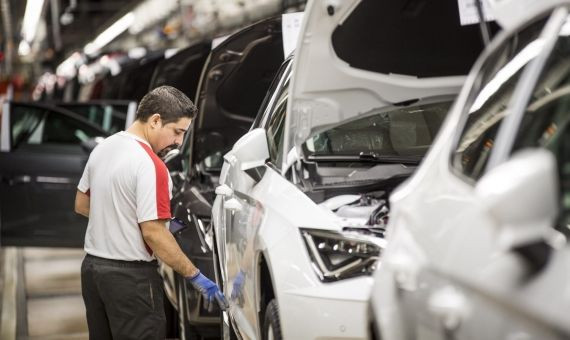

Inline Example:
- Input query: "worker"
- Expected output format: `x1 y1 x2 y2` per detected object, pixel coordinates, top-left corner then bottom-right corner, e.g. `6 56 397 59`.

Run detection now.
74 85 228 339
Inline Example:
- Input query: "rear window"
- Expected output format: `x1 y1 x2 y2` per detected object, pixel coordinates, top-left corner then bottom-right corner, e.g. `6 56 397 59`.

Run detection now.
331 0 498 77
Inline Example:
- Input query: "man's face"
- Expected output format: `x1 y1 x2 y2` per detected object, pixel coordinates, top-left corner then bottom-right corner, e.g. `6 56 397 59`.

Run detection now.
148 115 192 155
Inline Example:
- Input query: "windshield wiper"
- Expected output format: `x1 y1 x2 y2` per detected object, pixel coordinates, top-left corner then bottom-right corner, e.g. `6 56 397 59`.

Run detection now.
307 152 421 165
358 152 421 164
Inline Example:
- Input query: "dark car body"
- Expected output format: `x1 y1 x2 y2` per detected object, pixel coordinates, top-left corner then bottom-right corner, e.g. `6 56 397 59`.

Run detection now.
100 51 165 101
0 101 108 247
148 42 212 99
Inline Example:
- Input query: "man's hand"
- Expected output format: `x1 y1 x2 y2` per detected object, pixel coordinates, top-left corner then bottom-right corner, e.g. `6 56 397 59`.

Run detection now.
186 271 229 311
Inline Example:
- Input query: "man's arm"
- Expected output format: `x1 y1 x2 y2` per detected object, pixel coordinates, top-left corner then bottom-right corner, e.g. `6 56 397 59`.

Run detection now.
141 220 228 310
140 220 199 277
74 190 90 218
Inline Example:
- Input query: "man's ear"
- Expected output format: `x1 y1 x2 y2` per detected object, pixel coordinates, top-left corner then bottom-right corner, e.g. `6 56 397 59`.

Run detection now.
149 113 162 128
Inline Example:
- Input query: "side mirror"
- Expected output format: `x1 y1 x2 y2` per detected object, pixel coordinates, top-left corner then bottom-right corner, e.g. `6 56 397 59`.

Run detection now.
476 149 559 270
229 128 269 181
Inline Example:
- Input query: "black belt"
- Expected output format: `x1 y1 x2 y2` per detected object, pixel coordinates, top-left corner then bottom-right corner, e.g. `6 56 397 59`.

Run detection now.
85 253 158 268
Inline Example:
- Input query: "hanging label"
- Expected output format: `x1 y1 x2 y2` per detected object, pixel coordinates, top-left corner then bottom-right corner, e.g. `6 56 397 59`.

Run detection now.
282 12 304 58
457 0 494 26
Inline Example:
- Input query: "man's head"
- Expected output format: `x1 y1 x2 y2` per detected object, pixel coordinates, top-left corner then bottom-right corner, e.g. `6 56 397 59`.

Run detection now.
135 86 196 155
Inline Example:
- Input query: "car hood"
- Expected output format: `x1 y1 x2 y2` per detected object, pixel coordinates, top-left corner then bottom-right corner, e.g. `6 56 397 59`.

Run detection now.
190 16 284 167
285 0 492 162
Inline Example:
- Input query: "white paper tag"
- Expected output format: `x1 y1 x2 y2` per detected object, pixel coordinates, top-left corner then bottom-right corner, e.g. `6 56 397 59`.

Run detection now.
282 12 304 58
457 0 494 26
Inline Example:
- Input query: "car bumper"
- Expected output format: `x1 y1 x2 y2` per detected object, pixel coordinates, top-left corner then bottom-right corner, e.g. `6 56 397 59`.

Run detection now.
279 277 372 340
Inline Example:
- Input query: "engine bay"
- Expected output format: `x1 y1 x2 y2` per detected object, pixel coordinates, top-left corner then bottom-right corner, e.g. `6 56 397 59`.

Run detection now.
318 190 391 238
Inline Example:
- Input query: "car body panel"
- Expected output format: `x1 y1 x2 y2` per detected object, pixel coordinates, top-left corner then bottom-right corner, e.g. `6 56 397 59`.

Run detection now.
214 163 373 339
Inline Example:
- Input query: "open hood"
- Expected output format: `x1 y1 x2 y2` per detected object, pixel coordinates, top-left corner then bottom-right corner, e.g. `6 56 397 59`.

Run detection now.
285 0 493 158
189 16 284 168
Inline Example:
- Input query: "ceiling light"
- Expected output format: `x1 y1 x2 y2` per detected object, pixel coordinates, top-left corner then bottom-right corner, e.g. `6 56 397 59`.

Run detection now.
60 11 74 26
18 41 31 56
84 12 134 56
21 0 45 42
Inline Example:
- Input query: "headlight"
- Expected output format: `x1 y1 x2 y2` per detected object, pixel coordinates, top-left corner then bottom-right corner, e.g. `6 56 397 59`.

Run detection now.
301 228 384 282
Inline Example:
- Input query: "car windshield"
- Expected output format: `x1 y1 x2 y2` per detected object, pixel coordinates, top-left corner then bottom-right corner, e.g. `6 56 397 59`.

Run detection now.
303 99 452 159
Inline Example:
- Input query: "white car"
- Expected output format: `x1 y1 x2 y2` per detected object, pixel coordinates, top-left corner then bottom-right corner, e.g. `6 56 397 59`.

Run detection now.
370 1 570 339
211 0 488 339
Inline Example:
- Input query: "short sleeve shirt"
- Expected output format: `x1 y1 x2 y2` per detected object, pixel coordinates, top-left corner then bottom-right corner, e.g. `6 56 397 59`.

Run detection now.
78 131 172 261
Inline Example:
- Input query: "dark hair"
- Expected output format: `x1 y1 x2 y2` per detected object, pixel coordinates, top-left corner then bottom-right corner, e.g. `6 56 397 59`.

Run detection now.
136 86 196 124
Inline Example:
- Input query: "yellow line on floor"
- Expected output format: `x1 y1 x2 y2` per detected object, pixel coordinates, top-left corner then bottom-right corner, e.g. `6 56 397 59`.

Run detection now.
0 247 18 340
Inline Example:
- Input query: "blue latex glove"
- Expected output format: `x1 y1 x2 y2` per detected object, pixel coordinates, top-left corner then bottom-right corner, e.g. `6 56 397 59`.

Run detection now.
186 271 229 311
231 270 246 302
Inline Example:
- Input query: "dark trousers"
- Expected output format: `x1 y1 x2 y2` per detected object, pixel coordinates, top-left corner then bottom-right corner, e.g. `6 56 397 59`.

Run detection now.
81 254 166 340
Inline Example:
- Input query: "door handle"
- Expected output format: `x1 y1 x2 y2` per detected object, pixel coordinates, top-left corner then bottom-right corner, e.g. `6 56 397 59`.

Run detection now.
215 184 234 197
223 198 242 212
36 176 73 184
7 175 32 185
428 286 470 332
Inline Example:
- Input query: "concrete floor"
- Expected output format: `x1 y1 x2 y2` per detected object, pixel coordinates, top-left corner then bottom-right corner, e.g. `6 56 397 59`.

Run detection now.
0 247 89 340
23 248 88 339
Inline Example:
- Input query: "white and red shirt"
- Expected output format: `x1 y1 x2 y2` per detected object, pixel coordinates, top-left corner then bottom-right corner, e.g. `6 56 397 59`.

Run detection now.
78 131 172 261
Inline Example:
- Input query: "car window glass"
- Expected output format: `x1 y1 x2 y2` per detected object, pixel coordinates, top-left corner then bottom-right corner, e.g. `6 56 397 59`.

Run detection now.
61 104 127 133
451 15 549 182
254 60 292 131
42 112 101 144
510 25 570 234
10 105 46 148
266 89 288 168
13 108 102 150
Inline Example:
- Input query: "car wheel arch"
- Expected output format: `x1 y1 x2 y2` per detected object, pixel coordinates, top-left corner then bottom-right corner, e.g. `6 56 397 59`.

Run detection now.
256 250 279 335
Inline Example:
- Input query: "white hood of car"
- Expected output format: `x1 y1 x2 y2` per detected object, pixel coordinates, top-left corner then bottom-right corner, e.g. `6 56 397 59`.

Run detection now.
284 0 487 164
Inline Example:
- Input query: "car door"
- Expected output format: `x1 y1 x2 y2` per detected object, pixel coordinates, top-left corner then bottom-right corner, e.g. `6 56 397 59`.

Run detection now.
0 101 108 247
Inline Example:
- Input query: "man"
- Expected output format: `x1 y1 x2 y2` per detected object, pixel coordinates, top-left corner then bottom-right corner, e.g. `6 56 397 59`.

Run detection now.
74 86 227 339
